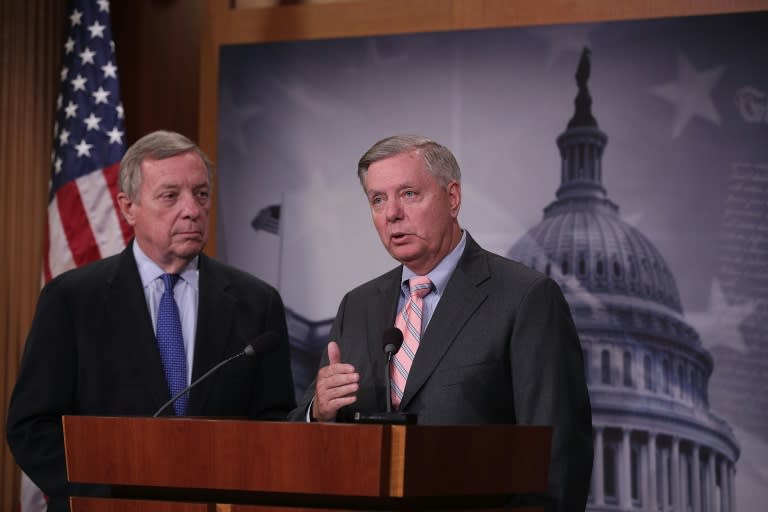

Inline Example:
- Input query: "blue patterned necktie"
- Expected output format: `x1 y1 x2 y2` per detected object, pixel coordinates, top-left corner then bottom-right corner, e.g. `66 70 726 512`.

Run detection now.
156 273 188 415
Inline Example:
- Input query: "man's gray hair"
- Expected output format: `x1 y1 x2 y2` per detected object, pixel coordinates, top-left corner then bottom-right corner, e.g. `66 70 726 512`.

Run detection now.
119 130 213 201
357 134 461 190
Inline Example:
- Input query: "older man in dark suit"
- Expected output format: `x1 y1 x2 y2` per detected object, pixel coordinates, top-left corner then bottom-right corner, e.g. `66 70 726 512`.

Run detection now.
289 134 593 512
7 130 295 512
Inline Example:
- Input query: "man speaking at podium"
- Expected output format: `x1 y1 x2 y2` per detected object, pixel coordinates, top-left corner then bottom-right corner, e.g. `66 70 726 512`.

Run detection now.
289 135 593 512
6 131 296 512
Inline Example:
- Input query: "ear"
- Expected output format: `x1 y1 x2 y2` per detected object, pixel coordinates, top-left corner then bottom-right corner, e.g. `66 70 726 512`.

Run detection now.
446 180 461 218
117 192 137 227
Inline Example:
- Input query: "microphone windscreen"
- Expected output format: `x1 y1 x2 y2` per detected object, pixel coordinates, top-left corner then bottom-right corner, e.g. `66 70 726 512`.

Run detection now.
247 331 280 356
381 327 404 354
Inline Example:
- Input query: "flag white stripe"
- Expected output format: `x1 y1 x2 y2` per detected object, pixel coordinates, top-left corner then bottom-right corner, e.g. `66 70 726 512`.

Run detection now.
47 197 76 278
20 472 47 512
76 169 125 258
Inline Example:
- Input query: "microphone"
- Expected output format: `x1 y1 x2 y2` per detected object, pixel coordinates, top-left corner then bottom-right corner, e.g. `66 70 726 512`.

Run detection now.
152 331 279 418
351 327 416 425
381 327 404 413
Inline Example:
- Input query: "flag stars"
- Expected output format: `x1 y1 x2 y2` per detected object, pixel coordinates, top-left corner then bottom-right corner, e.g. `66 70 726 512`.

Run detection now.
106 127 124 144
116 103 124 119
92 86 111 104
69 9 83 26
64 38 75 54
80 47 96 65
64 101 78 118
71 74 87 91
54 157 63 174
87 20 106 39
57 94 63 109
97 0 110 13
83 113 102 131
60 66 69 81
59 129 71 146
74 139 93 157
101 61 117 79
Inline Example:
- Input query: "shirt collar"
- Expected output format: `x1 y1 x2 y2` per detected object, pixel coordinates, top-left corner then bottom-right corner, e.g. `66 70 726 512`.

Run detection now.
400 230 467 296
132 240 200 290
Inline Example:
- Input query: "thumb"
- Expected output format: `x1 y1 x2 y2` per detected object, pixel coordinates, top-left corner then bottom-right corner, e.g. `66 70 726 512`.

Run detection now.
327 340 342 365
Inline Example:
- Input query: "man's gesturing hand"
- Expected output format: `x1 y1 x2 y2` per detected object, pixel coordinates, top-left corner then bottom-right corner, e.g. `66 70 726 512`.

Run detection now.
311 341 360 422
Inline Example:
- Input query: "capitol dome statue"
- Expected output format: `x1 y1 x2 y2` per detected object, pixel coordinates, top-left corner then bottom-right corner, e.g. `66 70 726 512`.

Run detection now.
508 48 739 512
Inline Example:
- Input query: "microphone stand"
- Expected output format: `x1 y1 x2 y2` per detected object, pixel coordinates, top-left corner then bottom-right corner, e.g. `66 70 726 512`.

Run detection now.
352 350 417 425
153 346 254 418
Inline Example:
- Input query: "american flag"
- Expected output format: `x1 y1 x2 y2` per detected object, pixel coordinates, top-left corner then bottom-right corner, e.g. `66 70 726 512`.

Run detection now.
44 0 131 282
23 0 129 509
251 204 281 235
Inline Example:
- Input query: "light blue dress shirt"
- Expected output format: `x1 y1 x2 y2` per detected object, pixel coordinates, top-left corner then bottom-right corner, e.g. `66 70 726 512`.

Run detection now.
398 230 467 333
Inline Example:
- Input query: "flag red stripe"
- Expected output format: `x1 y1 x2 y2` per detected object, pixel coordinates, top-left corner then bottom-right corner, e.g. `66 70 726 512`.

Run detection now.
56 180 101 266
42 219 52 283
103 162 133 244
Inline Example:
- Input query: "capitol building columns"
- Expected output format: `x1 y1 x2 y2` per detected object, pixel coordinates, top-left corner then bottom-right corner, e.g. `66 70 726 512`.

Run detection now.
647 433 658 511
671 437 681 511
692 444 701 512
593 426 606 506
620 428 632 509
586 427 738 511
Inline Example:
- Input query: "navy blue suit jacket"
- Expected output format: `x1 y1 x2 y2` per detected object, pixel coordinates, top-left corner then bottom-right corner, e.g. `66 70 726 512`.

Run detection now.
7 243 295 511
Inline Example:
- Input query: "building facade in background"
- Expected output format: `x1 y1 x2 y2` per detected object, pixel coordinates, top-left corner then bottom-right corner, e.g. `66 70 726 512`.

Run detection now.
508 49 739 512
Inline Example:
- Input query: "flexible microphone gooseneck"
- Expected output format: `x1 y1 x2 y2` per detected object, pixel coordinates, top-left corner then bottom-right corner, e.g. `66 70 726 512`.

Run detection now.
152 331 279 418
351 327 416 425
381 327 404 413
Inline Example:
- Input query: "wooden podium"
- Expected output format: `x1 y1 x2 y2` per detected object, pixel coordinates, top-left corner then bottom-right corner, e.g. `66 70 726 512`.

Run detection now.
62 416 551 511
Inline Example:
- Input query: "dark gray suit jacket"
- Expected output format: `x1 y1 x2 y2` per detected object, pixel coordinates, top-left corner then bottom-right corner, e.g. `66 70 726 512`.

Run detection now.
6 243 295 511
290 234 592 511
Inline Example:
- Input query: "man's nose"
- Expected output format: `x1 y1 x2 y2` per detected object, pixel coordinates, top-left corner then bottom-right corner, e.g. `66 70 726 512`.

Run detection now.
385 198 402 221
179 192 201 218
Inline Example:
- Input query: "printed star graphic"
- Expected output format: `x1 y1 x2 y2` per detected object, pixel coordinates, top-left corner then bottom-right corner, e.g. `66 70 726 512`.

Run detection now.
651 52 725 138
83 113 102 131
74 139 93 157
88 21 106 39
97 0 110 13
686 278 756 353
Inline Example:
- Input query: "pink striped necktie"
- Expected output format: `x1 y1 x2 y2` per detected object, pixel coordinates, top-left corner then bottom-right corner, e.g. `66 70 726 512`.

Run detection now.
391 276 433 409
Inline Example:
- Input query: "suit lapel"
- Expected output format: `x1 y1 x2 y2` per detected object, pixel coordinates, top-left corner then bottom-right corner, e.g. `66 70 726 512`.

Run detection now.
186 255 236 415
400 236 490 409
105 244 170 412
366 267 402 397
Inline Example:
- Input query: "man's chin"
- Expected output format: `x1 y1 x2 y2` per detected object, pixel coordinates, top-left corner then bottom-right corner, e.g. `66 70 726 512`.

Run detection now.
387 246 422 266
174 238 206 256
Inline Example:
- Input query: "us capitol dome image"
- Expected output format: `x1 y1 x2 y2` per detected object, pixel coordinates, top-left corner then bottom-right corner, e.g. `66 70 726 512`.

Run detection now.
507 48 739 512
